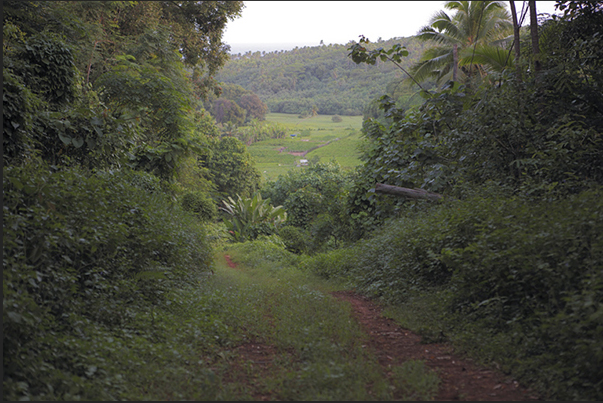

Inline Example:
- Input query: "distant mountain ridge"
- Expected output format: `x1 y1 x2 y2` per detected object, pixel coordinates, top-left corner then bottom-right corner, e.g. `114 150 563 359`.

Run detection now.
227 42 318 54
216 37 428 116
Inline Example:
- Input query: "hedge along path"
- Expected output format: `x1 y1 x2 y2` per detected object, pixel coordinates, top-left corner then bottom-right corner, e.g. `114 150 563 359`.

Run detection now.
220 254 539 401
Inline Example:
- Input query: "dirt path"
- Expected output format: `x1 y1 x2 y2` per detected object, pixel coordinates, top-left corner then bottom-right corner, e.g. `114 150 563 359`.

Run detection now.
221 255 541 401
277 138 339 157
331 291 540 401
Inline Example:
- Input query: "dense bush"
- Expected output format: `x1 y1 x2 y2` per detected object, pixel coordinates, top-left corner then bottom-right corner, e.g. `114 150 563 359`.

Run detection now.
302 184 603 400
441 190 603 400
279 225 309 254
298 248 358 281
181 190 217 222
3 161 213 400
261 162 355 251
226 235 300 270
197 136 262 200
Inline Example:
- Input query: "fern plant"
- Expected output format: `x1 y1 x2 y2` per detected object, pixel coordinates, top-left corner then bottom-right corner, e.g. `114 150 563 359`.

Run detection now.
221 192 287 242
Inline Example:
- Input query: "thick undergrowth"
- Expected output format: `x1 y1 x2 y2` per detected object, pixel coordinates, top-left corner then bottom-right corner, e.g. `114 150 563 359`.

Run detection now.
300 185 603 401
3 162 216 400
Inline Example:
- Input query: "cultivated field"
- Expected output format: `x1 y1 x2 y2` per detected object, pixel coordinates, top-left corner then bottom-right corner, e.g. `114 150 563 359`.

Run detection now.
250 113 365 182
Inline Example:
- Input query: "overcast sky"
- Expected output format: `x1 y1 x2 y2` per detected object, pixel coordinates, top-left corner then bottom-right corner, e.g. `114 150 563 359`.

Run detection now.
223 1 561 54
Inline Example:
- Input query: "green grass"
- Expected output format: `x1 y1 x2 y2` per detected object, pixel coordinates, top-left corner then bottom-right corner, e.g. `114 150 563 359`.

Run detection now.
306 132 363 168
266 113 364 130
200 237 441 401
250 113 364 181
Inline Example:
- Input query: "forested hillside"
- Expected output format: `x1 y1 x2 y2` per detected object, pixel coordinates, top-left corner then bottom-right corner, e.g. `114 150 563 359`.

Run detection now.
216 38 431 116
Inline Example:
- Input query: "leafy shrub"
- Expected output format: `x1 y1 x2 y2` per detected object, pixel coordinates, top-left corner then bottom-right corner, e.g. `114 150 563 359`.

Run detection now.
203 221 231 250
3 65 40 163
331 115 342 123
298 248 358 280
307 213 344 254
198 136 262 199
283 186 323 228
3 160 213 400
181 190 217 222
15 32 78 106
262 162 355 244
221 192 286 242
442 190 603 326
227 235 299 270
325 184 603 400
279 225 309 254
440 189 603 400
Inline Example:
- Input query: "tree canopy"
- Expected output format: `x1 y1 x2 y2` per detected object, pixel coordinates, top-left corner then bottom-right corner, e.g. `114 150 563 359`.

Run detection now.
3 0 243 179
216 38 431 116
409 1 514 86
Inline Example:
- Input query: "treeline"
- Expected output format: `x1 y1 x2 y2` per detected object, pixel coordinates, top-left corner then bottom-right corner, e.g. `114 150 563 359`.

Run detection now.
216 38 431 116
203 82 269 125
200 82 289 144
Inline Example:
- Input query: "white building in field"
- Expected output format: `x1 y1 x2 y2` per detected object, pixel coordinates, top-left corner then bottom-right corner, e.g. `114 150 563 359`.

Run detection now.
299 159 308 166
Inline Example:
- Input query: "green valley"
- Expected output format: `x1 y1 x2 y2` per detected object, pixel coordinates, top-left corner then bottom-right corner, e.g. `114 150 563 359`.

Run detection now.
249 113 364 181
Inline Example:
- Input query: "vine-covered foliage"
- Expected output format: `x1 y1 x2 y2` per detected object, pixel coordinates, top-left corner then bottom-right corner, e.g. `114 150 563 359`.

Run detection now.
3 163 213 400
262 162 355 253
3 1 245 400
3 0 243 179
197 136 262 200
181 190 218 222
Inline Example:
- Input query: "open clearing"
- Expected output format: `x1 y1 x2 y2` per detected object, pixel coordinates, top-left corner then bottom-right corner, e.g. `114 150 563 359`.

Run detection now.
249 113 364 181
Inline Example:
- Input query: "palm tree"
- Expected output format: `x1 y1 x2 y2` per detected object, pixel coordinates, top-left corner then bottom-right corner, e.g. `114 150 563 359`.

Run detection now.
409 1 514 87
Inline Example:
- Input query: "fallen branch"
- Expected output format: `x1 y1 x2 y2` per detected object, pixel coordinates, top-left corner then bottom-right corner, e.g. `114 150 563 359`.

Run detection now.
374 183 443 202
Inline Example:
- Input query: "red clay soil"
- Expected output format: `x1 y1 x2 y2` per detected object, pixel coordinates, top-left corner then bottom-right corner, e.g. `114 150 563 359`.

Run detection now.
224 254 238 268
221 255 542 401
331 290 541 401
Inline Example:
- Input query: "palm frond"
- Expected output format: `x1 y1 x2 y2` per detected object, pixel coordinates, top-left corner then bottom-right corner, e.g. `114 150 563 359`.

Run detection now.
410 0 514 87
459 45 514 73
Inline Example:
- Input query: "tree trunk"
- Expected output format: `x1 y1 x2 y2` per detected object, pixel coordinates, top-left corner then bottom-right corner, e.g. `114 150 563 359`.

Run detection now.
528 0 541 75
453 44 458 82
374 183 443 202
509 1 522 81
